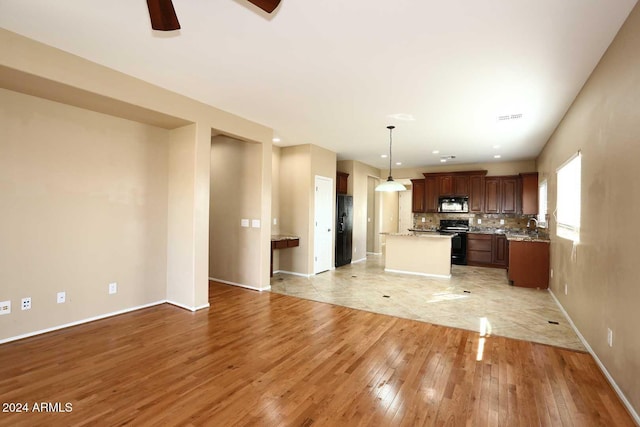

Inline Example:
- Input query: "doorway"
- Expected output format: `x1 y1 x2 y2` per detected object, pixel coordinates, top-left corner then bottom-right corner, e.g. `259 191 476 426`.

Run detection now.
314 175 333 274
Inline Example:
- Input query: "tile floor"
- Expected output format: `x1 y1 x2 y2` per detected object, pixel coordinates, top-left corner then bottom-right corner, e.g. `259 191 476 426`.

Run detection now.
270 255 585 351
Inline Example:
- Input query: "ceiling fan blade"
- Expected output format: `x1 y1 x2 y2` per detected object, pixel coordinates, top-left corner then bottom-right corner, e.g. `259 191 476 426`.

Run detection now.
147 0 181 31
247 0 281 13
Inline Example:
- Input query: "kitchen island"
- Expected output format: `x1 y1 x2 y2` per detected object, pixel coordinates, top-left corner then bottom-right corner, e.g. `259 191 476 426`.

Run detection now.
384 232 453 278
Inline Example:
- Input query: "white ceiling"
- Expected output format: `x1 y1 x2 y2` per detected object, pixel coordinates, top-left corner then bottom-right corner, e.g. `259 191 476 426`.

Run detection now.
1 0 637 169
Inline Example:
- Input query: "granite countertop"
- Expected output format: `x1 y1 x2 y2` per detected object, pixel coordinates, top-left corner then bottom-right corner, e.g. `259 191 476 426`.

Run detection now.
271 235 300 241
505 232 551 243
385 232 453 238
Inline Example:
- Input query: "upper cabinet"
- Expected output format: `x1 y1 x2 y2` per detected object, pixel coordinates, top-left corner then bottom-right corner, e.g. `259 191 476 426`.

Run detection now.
436 173 469 197
336 171 349 195
501 176 518 214
424 175 438 212
410 170 535 215
484 176 518 214
468 172 486 213
411 179 425 213
520 172 539 215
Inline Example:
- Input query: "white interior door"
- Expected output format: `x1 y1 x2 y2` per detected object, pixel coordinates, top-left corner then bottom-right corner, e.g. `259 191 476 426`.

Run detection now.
314 176 333 274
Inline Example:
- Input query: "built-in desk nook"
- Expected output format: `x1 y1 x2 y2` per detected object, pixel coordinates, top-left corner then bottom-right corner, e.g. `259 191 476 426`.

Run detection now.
271 235 300 277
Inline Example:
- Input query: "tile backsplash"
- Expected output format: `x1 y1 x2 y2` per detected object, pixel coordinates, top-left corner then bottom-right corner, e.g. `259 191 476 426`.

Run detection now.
412 213 540 233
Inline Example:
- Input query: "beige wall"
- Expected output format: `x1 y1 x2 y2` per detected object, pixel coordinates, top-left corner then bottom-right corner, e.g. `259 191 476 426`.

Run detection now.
278 145 311 274
0 89 168 341
277 144 336 275
0 29 273 340
537 3 640 416
209 136 264 289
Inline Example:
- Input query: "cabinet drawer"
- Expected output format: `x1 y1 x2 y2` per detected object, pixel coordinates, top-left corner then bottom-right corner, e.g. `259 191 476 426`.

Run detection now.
468 250 493 263
273 240 288 249
287 239 299 248
468 237 492 252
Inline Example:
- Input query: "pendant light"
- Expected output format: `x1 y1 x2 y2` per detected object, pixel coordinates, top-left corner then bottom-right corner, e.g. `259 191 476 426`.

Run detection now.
375 125 406 192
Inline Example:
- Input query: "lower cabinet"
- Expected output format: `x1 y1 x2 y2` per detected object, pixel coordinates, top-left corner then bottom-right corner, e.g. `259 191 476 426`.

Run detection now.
508 241 550 288
467 233 508 268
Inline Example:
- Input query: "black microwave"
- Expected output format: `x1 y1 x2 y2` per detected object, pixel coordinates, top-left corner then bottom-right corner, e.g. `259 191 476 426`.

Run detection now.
438 197 469 213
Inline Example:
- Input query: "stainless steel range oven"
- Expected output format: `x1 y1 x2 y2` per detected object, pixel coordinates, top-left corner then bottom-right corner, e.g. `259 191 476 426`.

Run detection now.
439 219 470 265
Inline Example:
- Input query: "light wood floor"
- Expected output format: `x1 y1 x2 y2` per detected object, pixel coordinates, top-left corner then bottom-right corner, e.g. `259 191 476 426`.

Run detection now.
0 281 634 426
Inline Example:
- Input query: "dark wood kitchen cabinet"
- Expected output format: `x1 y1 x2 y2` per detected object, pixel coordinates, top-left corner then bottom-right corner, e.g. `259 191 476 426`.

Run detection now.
501 176 518 214
484 176 518 214
467 233 493 265
436 173 469 197
424 175 438 212
492 234 508 266
468 173 485 212
467 233 508 268
438 175 453 196
508 240 549 288
411 179 425 213
520 172 539 215
336 171 349 195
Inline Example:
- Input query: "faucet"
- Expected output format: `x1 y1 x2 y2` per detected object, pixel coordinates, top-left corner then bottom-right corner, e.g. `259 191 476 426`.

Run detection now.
527 217 538 233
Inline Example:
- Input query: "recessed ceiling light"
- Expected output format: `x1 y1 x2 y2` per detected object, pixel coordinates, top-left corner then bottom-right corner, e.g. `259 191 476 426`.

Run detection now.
494 154 502 159
492 145 500 149
432 150 440 154
272 137 281 143
440 159 447 163
387 113 415 121
396 162 402 166
381 154 388 158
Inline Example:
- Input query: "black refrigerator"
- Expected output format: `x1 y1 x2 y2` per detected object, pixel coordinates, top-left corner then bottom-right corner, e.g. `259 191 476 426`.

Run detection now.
335 194 353 267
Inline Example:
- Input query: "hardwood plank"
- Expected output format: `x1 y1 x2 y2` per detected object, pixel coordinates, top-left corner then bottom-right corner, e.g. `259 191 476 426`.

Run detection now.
0 281 635 426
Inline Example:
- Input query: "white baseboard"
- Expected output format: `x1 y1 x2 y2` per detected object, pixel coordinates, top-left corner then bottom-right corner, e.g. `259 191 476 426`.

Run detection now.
166 300 210 312
0 300 166 345
209 277 270 292
548 290 640 425
273 270 312 278
384 268 451 279
352 257 367 264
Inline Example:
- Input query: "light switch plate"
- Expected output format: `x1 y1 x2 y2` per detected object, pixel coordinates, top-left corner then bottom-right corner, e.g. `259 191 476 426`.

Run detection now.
500 219 505 225
251 219 261 228
241 219 249 228
57 292 66 303
477 219 482 224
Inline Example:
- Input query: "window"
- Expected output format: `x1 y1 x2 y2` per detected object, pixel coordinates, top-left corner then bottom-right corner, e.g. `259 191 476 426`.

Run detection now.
556 153 581 242
538 179 548 227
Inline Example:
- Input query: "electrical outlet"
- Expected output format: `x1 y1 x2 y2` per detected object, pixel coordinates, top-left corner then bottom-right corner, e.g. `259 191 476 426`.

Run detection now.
500 219 505 225
550 268 554 278
273 218 277 225
564 283 568 295
108 282 117 295
477 219 482 224
607 328 613 347
21 297 31 310
421 217 425 223
0 300 10 315
57 292 66 304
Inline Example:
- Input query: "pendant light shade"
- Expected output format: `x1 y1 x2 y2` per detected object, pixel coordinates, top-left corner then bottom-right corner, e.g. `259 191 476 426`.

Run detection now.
375 125 406 192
